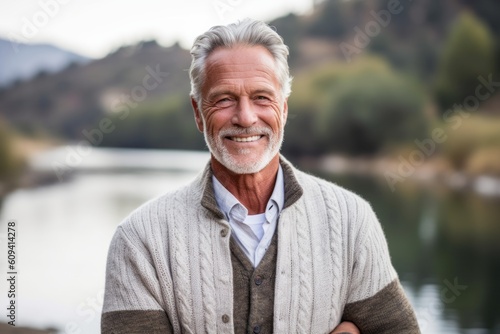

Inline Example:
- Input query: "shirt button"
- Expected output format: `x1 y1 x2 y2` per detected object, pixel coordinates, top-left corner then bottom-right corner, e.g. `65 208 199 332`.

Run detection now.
220 229 228 237
254 276 263 286
253 325 261 333
222 314 230 323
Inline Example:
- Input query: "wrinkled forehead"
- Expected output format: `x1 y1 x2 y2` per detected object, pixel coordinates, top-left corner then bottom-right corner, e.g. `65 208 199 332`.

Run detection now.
202 45 281 95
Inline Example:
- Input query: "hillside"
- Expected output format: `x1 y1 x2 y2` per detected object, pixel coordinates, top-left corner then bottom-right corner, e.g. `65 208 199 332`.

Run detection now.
0 38 91 87
0 0 499 156
0 40 192 140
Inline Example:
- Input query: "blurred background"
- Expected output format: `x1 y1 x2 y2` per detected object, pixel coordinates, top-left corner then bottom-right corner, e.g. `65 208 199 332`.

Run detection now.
1 0 500 333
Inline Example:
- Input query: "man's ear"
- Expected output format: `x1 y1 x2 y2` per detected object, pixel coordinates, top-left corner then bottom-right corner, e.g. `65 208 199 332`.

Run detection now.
282 98 289 125
191 97 204 133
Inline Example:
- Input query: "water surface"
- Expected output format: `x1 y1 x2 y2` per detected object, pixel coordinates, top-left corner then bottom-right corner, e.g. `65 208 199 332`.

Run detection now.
0 148 498 333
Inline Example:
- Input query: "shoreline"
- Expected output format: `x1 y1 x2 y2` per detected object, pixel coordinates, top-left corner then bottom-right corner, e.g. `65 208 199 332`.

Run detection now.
0 323 56 334
3 149 500 199
302 154 500 198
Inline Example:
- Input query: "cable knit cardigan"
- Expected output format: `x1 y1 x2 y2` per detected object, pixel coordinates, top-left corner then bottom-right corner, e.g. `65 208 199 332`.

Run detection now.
101 156 420 333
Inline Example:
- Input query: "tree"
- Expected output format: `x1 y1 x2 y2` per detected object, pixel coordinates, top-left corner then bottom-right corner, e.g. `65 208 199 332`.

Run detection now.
318 57 428 155
0 120 16 181
434 11 496 113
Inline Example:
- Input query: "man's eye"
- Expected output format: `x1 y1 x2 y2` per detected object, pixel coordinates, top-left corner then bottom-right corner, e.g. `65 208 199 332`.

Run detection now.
256 96 269 100
216 98 233 107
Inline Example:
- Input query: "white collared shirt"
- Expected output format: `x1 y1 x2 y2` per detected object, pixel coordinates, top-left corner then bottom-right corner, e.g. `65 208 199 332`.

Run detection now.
212 166 285 267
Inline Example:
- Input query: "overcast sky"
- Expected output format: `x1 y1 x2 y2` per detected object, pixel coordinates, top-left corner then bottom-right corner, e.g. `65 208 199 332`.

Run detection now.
0 0 314 59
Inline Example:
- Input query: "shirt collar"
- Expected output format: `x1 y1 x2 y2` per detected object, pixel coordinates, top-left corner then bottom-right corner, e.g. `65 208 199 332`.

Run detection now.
268 165 285 212
212 176 242 221
200 155 304 220
212 165 285 221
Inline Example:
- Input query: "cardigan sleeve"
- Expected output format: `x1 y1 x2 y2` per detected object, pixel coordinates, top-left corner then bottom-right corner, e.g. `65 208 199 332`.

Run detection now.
341 201 421 333
101 226 174 334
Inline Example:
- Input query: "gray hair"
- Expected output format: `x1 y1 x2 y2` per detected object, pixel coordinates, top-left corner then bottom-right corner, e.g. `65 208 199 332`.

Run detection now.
189 18 292 105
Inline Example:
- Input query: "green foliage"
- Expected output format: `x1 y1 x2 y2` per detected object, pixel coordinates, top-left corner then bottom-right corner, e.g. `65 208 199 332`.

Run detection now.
2 1 500 164
282 110 322 157
0 41 192 142
269 13 302 66
305 0 350 38
466 147 500 177
441 115 500 171
458 0 500 37
325 78 425 153
98 95 205 151
293 57 428 155
0 120 16 181
434 12 496 112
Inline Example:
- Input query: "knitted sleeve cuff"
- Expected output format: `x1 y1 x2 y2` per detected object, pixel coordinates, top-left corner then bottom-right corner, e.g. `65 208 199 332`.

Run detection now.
342 279 420 333
102 310 173 334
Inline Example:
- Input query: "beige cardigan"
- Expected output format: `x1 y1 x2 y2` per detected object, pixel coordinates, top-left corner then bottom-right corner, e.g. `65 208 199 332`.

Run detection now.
102 157 420 333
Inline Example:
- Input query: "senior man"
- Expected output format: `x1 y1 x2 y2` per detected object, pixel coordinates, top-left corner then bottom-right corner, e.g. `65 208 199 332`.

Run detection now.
101 19 420 333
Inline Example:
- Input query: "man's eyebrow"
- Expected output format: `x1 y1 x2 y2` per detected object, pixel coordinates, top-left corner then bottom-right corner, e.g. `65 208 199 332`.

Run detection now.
207 90 234 100
207 88 277 100
252 88 276 96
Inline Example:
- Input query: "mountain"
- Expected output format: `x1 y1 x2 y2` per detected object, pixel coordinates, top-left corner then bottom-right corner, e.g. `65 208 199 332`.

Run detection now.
0 0 499 151
0 38 91 87
0 40 193 140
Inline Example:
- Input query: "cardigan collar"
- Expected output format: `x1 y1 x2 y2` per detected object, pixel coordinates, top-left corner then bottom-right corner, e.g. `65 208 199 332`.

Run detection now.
200 155 304 219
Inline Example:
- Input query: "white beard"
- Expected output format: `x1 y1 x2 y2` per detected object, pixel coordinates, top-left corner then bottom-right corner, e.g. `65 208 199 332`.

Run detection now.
202 121 284 174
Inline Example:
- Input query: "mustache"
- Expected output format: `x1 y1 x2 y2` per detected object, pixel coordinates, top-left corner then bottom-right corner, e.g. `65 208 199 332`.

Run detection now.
218 126 273 137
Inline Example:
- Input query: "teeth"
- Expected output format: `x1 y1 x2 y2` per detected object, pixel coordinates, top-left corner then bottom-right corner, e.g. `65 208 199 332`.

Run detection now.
231 135 261 142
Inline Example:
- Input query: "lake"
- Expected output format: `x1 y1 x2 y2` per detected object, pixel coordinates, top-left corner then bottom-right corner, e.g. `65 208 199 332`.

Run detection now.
0 147 499 333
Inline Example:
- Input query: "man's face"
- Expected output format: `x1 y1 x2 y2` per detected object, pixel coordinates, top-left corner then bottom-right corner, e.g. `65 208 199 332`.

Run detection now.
192 45 288 174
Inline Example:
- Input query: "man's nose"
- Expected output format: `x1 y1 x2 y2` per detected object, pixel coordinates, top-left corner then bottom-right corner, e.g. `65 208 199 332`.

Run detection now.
232 98 258 127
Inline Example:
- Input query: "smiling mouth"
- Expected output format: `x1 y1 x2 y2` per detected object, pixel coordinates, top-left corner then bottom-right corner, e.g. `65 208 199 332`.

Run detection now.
227 135 263 142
